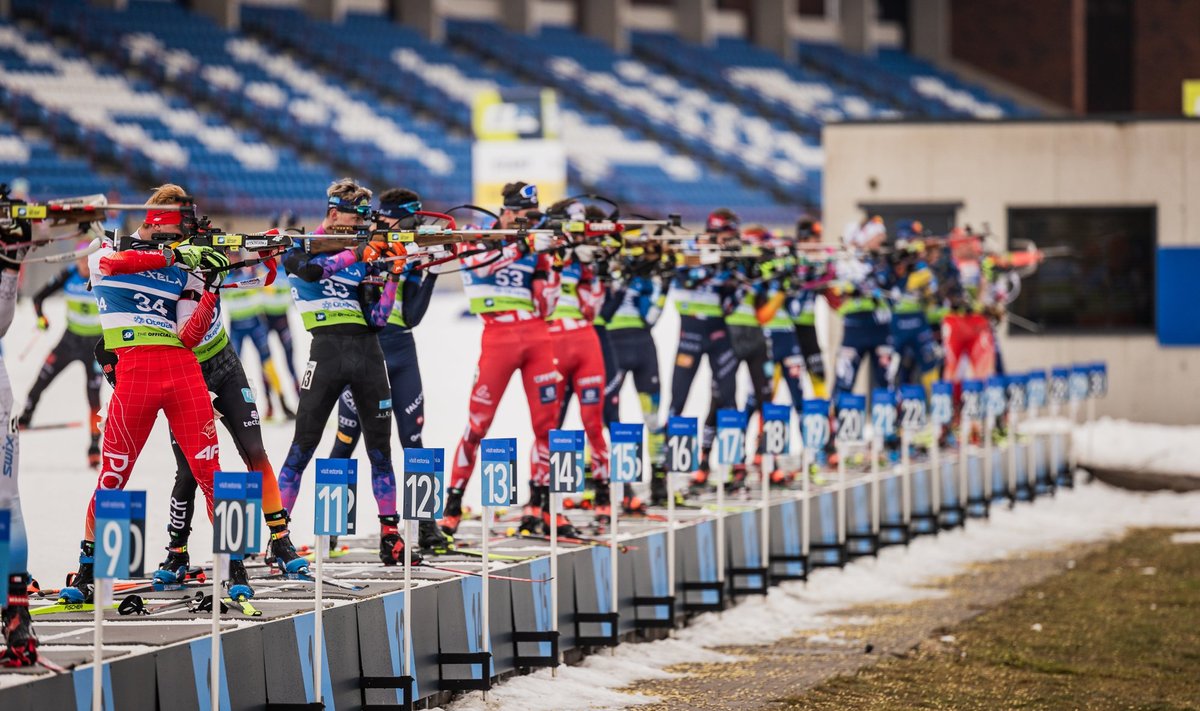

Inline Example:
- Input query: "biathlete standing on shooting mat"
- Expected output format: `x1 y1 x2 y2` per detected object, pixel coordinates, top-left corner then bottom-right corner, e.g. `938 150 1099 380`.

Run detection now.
19 253 104 468
669 209 739 484
276 179 421 565
545 202 610 522
60 184 228 604
224 265 295 420
442 182 576 539
325 188 449 553
261 211 302 406
0 209 37 666
98 247 312 596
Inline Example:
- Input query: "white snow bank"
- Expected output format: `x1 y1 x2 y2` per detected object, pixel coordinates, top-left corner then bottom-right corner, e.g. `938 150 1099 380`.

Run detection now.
1074 418 1200 476
439 483 1200 710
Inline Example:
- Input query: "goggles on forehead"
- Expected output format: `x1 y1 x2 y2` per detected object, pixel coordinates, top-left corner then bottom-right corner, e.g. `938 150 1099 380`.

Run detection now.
328 194 371 216
503 183 539 210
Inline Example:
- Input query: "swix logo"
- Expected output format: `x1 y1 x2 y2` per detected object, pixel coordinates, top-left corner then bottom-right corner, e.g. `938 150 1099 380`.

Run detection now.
3 427 15 478
100 451 131 489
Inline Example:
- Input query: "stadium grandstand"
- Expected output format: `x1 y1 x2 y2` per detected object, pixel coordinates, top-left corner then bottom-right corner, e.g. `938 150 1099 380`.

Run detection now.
0 0 1036 222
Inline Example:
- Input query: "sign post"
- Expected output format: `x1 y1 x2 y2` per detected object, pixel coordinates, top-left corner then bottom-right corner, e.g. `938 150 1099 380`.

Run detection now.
314 462 349 706
961 380 984 515
665 418 698 608
549 430 584 669
714 410 746 586
835 394 865 539
1006 375 1027 497
212 474 247 711
609 422 644 634
403 449 444 684
94 490 132 711
984 376 1007 502
481 439 516 694
1050 367 1070 483
900 385 928 524
1026 370 1048 492
801 400 830 561
872 389 900 530
1068 365 1089 475
760 403 790 568
930 381 953 525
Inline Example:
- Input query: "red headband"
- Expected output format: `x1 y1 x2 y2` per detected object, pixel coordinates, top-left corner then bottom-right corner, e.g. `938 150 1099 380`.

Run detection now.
145 208 182 226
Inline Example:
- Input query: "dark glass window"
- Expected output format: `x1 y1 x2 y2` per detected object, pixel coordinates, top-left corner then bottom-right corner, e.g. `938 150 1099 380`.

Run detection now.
1007 207 1155 333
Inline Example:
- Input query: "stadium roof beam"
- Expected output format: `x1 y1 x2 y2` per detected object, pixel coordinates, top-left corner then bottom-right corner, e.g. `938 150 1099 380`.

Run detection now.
750 0 794 62
304 0 347 24
577 0 630 53
677 0 716 47
500 0 535 34
391 0 443 43
839 0 876 55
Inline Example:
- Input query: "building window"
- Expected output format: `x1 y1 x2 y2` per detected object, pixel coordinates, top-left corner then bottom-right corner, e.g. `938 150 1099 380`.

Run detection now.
1006 206 1155 333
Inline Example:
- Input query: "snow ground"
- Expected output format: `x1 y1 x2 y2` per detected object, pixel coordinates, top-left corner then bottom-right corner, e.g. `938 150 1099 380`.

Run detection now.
440 483 1200 711
1072 418 1200 476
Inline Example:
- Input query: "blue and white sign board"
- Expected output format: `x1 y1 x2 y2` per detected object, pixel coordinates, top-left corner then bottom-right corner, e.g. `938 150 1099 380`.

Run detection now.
899 385 927 431
1050 367 1070 405
95 490 131 579
931 382 954 426
666 417 698 474
871 389 897 439
213 472 248 556
403 449 445 521
315 461 350 536
715 409 747 466
609 423 644 484
802 399 831 450
549 429 585 494
244 472 263 552
481 438 517 506
1088 362 1108 398
1069 366 1090 403
128 490 146 578
835 394 865 443
962 380 984 421
1006 374 1027 414
1026 370 1048 409
761 403 792 455
985 376 1007 418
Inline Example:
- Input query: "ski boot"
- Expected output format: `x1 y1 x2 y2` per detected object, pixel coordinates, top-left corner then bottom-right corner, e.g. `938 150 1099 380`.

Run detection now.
592 481 612 525
153 544 190 585
418 520 452 554
379 516 420 565
266 521 309 575
15 410 30 431
1 573 37 668
622 491 647 515
440 487 464 536
727 464 749 492
87 440 101 470
535 487 580 538
517 487 544 535
649 464 668 506
225 557 254 601
59 541 95 604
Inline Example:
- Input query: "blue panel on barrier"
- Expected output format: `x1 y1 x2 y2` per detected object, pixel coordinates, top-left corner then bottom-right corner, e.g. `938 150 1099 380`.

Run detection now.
1157 247 1200 345
694 521 719 604
775 502 804 577
381 592 420 703
292 614 335 706
460 577 495 678
591 546 615 636
739 511 763 588
529 558 554 657
72 665 115 711
646 533 671 619
189 638 232 711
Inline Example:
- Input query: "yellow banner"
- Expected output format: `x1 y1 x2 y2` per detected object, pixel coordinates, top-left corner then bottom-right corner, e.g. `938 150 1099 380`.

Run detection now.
1183 80 1200 117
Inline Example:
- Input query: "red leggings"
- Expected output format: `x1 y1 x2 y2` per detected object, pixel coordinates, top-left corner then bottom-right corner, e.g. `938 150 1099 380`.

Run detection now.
452 320 560 489
942 313 995 383
86 346 218 540
552 325 608 482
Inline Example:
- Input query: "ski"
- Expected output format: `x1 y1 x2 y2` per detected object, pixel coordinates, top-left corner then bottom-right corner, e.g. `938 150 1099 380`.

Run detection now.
37 657 70 674
224 595 262 617
298 544 351 559
450 547 537 562
30 601 118 617
34 568 207 598
254 572 367 592
19 421 82 432
118 592 201 617
417 562 549 583
510 531 635 552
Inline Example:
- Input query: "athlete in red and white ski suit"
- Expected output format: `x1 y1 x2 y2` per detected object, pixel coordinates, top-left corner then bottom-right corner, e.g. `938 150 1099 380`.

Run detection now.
443 183 562 534
550 252 608 487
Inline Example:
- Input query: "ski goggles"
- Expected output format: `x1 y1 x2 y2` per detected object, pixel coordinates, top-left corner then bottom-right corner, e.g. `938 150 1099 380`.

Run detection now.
503 183 538 210
706 212 740 234
328 194 371 217
376 199 422 220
